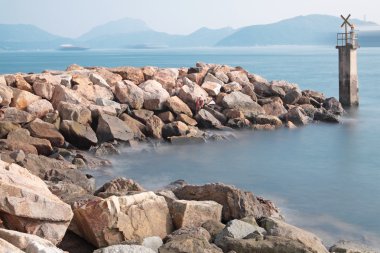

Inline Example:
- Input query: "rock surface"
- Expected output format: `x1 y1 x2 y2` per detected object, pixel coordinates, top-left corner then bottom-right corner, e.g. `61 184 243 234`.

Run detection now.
0 160 73 245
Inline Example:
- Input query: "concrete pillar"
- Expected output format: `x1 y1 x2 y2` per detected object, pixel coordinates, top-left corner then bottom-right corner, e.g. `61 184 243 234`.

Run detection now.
337 40 359 107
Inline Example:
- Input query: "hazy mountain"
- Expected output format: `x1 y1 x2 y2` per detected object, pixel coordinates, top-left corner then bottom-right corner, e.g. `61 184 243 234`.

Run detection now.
217 15 378 46
79 17 151 41
0 24 72 50
359 31 380 47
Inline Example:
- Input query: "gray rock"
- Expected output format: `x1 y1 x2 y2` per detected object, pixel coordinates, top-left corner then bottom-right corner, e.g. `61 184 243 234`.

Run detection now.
215 219 265 244
284 107 310 126
96 113 134 143
60 120 98 149
142 236 163 252
94 245 155 253
283 89 302 105
323 97 344 115
221 91 264 119
195 109 222 129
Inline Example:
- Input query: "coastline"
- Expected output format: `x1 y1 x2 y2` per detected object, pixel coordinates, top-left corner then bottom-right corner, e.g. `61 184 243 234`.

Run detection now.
0 62 374 252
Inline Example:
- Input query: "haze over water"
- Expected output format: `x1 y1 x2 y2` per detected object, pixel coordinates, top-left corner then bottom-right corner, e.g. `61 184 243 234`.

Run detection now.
1 46 380 248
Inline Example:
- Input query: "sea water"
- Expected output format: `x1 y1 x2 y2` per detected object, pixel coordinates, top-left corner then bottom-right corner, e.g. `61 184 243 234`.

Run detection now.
1 46 380 248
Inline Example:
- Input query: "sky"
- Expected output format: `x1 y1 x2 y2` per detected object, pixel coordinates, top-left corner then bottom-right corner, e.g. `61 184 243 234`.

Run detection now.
0 0 379 38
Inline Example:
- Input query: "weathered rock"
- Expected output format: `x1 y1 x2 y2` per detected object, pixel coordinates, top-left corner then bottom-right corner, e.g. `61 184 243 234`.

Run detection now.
217 236 317 253
60 120 98 149
153 68 179 93
1 107 35 124
204 106 228 125
171 200 222 229
261 217 329 253
241 84 258 102
142 66 158 80
66 64 84 71
0 84 13 106
0 161 73 245
222 82 242 93
285 121 297 129
26 99 54 118
271 80 299 93
178 82 208 111
146 115 164 139
195 109 222 129
323 97 344 115
173 183 279 222
221 91 264 119
89 73 110 88
72 192 173 247
268 85 286 98
329 240 377 253
119 113 146 139
227 71 250 85
96 113 134 143
58 231 96 253
5 74 32 92
0 229 65 252
250 114 282 127
0 121 20 138
115 81 144 109
7 129 53 155
51 85 89 109
33 80 55 100
314 109 340 123
223 109 244 119
158 111 175 123
262 100 288 117
109 66 145 84
160 231 222 253
227 118 251 129
0 237 24 253
27 120 65 147
252 124 276 131
300 104 318 118
0 139 38 155
202 220 225 242
165 96 193 117
57 101 92 125
96 98 121 111
215 219 265 245
283 89 302 105
95 68 123 88
95 143 120 157
177 114 197 126
10 88 41 110
94 245 155 253
94 177 145 198
204 73 224 86
284 107 310 126
162 121 189 139
9 150 26 163
202 81 222 96
42 111 60 128
140 80 170 110
302 90 325 103
132 109 154 124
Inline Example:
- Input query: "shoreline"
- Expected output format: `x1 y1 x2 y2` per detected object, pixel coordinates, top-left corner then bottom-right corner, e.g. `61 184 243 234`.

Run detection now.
0 62 374 252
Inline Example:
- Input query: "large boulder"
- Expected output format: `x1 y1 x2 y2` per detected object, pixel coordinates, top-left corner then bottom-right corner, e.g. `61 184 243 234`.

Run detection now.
283 89 302 105
27 120 65 147
119 113 146 139
26 99 54 118
33 80 56 100
146 115 164 139
171 200 223 229
50 85 90 109
57 101 92 125
178 82 208 111
221 91 264 119
165 96 193 117
7 129 53 155
94 177 145 198
0 237 24 253
262 100 287 117
162 121 189 139
323 97 344 115
96 113 134 143
227 71 250 85
203 73 224 86
284 107 310 126
72 192 173 248
152 68 179 93
0 161 73 245
0 84 13 106
202 81 222 96
173 183 279 222
215 219 265 244
5 74 32 92
261 217 329 253
0 229 65 252
115 80 144 109
160 227 222 253
195 109 222 129
140 80 170 110
10 89 41 110
60 120 98 149
1 107 35 124
89 73 110 88
109 66 145 85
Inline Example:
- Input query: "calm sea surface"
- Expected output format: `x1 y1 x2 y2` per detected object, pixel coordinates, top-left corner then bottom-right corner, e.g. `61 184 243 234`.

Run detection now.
1 47 380 248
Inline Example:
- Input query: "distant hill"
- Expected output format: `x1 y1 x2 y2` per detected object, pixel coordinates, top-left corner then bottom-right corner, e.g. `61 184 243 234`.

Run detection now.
79 17 151 41
217 15 378 47
0 24 73 50
1 15 379 50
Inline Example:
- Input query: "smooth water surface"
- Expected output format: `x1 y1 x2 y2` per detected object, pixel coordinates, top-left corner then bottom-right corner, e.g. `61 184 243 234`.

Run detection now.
1 47 380 248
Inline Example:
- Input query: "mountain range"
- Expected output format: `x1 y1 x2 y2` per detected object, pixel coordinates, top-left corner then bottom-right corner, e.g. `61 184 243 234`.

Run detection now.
1 15 379 50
